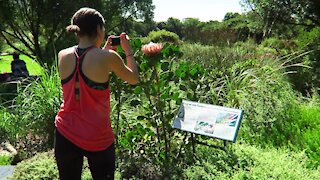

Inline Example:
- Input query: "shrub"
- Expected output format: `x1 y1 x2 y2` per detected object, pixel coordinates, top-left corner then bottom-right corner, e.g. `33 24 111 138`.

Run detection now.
235 56 303 147
11 151 98 180
296 27 320 48
0 155 13 165
260 37 298 54
295 99 320 167
180 42 302 147
144 30 180 44
183 143 320 179
11 151 58 180
304 128 320 167
293 27 320 95
180 43 248 68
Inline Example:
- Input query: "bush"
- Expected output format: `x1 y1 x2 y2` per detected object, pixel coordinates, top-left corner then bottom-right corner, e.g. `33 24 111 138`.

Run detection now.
11 151 58 180
295 99 320 167
0 155 13 165
11 151 99 180
180 43 248 68
260 37 298 54
144 30 180 44
304 128 320 167
179 43 302 147
183 143 320 179
293 27 320 94
236 62 299 146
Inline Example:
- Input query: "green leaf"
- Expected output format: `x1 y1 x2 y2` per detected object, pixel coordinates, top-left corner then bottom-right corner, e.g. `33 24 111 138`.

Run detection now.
160 91 169 100
180 72 186 78
131 39 142 49
134 86 142 94
171 92 180 101
175 69 182 76
140 62 148 72
190 67 198 76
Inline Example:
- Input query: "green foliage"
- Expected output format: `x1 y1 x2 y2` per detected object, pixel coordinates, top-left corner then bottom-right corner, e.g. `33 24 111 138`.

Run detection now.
2 38 320 178
113 40 185 178
0 155 13 165
290 27 320 94
0 0 155 66
296 27 320 48
304 128 320 167
144 30 180 44
11 151 58 180
180 43 247 68
261 37 298 54
110 39 320 179
179 42 313 150
291 100 320 167
242 0 320 37
236 59 298 145
0 66 62 158
11 151 100 180
183 143 320 179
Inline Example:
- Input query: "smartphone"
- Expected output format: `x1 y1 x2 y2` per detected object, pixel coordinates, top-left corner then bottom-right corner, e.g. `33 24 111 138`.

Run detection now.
110 36 120 46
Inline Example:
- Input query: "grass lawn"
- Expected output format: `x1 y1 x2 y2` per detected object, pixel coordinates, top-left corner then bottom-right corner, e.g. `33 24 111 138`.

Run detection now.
0 55 43 76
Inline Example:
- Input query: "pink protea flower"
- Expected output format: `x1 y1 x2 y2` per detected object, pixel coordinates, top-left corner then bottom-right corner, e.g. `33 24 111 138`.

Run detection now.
141 42 163 55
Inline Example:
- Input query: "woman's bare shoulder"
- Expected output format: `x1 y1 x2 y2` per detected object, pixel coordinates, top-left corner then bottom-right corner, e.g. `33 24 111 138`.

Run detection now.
58 47 75 59
95 48 120 61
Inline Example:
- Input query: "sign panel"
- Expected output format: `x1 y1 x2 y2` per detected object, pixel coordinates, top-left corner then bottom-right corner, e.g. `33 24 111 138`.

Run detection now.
172 100 243 142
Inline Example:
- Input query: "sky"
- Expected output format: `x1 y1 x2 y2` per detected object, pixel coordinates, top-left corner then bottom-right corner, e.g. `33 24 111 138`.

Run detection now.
152 0 244 22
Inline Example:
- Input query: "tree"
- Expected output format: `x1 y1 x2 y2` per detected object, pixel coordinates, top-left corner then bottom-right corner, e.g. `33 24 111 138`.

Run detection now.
242 0 320 38
182 18 203 42
0 0 154 67
223 12 241 21
165 18 184 38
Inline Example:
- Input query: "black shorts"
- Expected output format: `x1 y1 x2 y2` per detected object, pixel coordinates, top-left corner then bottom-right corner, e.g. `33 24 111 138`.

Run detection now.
54 129 115 180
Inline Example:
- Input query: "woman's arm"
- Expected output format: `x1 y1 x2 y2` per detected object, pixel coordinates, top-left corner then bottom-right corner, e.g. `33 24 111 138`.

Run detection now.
104 33 139 85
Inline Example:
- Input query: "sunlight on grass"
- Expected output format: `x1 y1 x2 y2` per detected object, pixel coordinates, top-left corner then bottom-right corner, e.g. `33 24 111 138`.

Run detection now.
0 55 43 76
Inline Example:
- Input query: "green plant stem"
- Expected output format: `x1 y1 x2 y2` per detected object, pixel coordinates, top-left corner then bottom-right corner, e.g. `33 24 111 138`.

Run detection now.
147 90 162 155
115 82 121 153
154 65 170 163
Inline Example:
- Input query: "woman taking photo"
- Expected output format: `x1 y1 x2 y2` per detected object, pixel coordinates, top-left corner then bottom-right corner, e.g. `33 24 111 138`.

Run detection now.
55 7 139 180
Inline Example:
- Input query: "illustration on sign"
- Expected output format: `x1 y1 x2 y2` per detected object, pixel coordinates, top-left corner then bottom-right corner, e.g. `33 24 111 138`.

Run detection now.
172 100 243 142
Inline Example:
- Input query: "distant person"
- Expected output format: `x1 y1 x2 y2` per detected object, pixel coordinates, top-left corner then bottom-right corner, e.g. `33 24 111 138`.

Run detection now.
11 53 29 77
55 7 139 180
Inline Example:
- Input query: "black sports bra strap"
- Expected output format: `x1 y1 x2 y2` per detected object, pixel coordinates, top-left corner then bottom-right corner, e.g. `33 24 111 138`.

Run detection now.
74 46 95 61
74 46 110 90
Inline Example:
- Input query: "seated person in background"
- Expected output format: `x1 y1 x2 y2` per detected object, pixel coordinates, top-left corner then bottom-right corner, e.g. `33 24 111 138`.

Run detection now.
11 52 29 77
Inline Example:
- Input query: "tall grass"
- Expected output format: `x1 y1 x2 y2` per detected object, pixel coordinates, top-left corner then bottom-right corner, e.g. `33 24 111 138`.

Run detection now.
180 42 317 149
0 66 62 158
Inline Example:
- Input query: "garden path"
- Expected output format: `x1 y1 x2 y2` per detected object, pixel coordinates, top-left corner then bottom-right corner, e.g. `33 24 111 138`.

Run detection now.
0 166 15 180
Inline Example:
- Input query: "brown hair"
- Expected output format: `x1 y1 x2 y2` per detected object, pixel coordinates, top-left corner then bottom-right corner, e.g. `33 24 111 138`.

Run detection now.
66 7 105 38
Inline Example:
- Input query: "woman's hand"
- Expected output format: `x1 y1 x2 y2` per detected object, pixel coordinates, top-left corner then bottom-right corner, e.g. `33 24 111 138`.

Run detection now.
103 35 117 51
119 33 133 56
